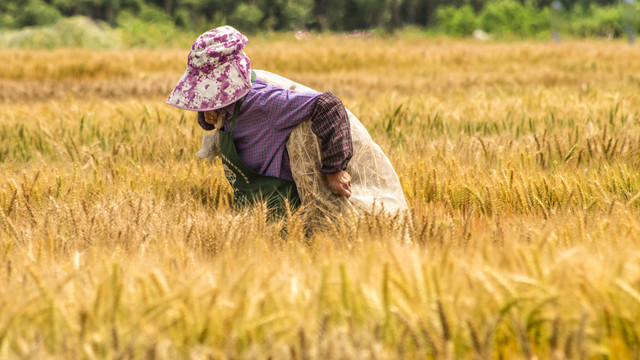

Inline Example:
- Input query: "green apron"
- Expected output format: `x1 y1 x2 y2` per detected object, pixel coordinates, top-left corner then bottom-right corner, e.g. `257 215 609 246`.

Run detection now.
218 99 301 218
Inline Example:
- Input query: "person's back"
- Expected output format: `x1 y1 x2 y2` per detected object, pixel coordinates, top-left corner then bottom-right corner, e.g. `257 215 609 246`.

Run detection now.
216 79 320 182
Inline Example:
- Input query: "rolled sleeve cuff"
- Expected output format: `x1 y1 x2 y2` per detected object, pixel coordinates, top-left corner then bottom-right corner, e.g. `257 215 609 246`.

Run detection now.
310 92 353 174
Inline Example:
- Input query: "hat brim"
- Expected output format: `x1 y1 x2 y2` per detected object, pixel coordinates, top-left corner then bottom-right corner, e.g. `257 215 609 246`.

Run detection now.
166 61 251 112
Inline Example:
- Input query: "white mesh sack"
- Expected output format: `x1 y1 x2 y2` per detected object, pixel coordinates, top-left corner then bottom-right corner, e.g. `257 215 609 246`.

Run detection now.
196 70 408 218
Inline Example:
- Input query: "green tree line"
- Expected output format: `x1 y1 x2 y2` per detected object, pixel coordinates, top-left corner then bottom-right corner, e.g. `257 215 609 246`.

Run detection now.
0 0 637 36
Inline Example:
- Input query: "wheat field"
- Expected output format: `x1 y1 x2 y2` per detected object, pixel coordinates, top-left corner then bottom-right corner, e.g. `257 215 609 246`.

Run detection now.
1 37 640 359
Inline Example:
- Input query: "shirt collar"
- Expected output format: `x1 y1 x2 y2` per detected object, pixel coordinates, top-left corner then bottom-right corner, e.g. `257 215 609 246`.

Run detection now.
218 102 236 122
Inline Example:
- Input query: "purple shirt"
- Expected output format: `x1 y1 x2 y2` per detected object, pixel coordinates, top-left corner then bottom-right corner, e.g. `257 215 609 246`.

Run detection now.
219 79 321 182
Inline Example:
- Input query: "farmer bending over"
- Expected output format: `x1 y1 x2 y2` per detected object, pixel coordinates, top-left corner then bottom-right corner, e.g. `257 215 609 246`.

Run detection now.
166 26 353 215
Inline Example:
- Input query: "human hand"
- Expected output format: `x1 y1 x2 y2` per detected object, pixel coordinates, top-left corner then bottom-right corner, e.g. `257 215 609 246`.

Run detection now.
204 110 220 125
326 170 352 197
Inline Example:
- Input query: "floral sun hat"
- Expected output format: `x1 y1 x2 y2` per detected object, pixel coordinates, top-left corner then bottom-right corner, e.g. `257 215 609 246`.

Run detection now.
166 26 252 111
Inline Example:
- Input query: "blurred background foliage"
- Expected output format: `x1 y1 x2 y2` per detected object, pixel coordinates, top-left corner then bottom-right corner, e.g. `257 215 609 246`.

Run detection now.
0 0 638 47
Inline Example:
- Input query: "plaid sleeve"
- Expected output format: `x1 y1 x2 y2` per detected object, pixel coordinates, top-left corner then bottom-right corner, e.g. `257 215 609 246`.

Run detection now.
310 92 353 174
